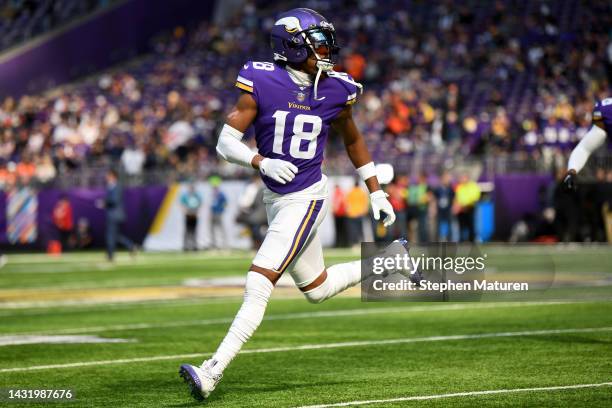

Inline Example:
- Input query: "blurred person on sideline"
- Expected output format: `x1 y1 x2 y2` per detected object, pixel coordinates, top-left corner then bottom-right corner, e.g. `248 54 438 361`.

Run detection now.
100 169 136 260
453 173 481 242
345 180 369 247
406 173 431 243
386 176 408 240
432 171 455 241
332 184 347 247
209 177 227 249
181 183 202 251
552 168 580 242
236 175 267 249
73 217 93 249
52 194 74 251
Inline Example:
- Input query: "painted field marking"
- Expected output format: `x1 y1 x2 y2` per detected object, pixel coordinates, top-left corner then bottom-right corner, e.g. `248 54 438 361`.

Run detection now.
295 382 612 408
0 335 135 346
0 326 610 373
3 300 590 336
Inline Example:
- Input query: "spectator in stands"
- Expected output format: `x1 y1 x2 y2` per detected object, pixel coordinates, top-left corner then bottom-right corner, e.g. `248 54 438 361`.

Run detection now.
35 154 57 184
101 169 136 260
345 180 369 248
0 162 16 190
433 171 455 242
209 179 227 249
332 184 347 247
454 173 481 242
16 154 36 185
343 50 366 81
52 194 74 251
121 141 146 176
180 183 202 251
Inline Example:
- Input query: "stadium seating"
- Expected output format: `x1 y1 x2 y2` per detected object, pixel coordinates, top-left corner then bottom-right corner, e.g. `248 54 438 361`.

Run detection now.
0 0 115 52
0 0 611 187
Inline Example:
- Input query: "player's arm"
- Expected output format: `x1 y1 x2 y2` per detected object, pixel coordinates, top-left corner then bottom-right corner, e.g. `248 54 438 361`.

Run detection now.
332 106 396 226
216 93 297 184
564 121 607 190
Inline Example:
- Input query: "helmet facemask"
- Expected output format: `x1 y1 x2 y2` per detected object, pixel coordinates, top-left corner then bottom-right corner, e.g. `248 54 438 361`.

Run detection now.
301 26 339 72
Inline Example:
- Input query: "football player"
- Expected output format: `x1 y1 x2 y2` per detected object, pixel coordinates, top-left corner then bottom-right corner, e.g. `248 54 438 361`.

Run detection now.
179 8 398 400
564 98 610 189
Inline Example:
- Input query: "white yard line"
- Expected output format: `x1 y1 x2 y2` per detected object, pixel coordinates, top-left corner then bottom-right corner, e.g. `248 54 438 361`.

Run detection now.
0 326 610 373
295 382 612 408
2 250 256 265
0 296 246 317
2 300 586 336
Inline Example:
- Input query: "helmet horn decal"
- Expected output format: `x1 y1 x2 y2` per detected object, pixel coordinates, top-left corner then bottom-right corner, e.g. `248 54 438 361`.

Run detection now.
275 16 302 33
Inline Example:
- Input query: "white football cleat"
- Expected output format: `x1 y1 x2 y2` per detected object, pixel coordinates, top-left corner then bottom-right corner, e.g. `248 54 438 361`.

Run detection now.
179 359 223 401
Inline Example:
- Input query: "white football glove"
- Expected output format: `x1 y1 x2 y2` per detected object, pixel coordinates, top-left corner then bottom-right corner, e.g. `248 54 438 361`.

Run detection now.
370 190 396 227
259 158 298 184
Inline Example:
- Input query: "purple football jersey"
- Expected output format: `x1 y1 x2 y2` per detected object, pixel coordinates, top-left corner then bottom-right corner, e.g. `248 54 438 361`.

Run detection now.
235 61 358 194
593 97 612 134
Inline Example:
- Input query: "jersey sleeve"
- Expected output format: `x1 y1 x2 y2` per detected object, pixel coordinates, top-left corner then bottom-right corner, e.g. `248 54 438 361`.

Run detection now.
327 71 360 106
346 84 358 105
593 97 612 133
235 62 255 94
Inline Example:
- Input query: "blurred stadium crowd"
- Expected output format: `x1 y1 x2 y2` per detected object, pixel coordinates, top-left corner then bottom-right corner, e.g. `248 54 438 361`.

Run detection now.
0 0 611 190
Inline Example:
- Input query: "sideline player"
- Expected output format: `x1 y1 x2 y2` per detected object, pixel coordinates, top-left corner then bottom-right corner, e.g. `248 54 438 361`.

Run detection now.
179 8 398 401
564 98 610 189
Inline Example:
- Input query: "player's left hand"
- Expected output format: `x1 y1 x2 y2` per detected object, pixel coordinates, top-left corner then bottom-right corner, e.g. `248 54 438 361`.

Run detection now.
370 190 396 227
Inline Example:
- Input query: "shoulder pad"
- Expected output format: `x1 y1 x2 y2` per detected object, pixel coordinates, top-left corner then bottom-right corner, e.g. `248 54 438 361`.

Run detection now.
236 61 277 94
327 71 360 105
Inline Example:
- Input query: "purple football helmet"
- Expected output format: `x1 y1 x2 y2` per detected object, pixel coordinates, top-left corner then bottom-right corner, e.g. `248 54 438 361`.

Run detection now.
270 8 339 70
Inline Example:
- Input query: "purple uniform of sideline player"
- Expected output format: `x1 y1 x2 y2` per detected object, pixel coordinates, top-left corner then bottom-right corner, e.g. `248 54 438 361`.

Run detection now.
178 8 398 401
564 97 611 189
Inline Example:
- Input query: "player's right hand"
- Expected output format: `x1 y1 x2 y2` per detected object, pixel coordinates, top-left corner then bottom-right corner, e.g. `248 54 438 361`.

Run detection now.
259 158 298 184
370 190 396 227
562 170 577 191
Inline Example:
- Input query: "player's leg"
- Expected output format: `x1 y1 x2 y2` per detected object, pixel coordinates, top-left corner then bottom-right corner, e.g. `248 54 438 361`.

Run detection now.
179 265 275 401
296 236 417 303
212 199 327 366
290 230 362 303
288 196 378 304
290 215 414 303
179 199 326 400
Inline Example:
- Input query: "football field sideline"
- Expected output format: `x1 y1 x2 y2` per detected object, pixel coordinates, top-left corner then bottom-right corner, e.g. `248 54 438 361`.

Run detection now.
295 382 612 408
1 326 610 373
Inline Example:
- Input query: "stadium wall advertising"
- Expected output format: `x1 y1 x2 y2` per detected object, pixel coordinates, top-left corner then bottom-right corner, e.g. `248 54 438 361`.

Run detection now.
0 175 549 250
0 185 167 249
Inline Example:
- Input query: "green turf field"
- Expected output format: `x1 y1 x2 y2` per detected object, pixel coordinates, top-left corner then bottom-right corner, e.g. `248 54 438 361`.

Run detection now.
0 246 610 407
